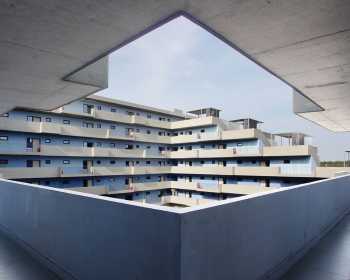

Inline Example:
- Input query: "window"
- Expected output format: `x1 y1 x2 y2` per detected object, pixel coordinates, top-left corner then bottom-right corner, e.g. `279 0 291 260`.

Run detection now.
135 145 140 149
237 160 242 164
252 160 257 164
200 176 205 179
200 160 205 164
212 160 216 164
45 139 51 143
237 143 243 146
110 160 116 164
0 136 8 141
62 180 70 185
135 128 140 133
110 125 116 130
111 108 116 113
147 130 151 134
158 132 162 136
188 131 192 135
136 112 140 116
44 181 50 186
146 146 151 149
63 160 70 164
83 104 94 114
146 176 151 180
96 123 102 128
125 144 133 150
200 129 205 133
110 143 116 148
147 114 152 119
284 159 291 164
146 161 151 165
97 105 102 110
45 160 51 164
96 160 101 165
63 140 70 144
45 117 52 122
63 119 70 125
0 113 9 117
0 159 8 165
82 122 94 128
96 142 102 147
200 144 205 149
27 116 41 122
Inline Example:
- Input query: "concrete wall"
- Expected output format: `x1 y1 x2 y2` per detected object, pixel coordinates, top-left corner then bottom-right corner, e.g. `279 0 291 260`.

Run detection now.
1 175 350 280
0 179 180 280
180 175 350 280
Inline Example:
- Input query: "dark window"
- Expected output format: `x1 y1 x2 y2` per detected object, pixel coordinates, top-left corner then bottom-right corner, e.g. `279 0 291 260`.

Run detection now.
96 142 102 147
63 140 70 144
237 160 242 164
0 159 8 165
284 159 291 164
212 160 216 164
147 114 152 119
96 123 102 128
146 161 151 165
45 160 51 164
200 160 205 164
110 160 116 164
63 119 70 125
0 136 8 141
96 160 101 165
110 125 116 130
146 146 151 149
200 129 205 133
45 117 52 122
97 105 102 110
63 160 70 164
147 130 151 134
111 108 116 113
62 180 70 185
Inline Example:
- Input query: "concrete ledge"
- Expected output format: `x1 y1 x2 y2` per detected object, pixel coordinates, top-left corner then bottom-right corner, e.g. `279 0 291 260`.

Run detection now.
0 175 350 279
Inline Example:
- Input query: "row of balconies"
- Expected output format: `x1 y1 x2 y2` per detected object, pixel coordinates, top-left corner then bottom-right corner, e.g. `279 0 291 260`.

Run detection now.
54 106 219 130
67 180 276 197
0 144 315 159
0 118 258 144
0 165 348 180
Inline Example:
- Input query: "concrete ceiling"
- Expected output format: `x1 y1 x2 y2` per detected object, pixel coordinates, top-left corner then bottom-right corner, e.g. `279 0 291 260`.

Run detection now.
1 0 349 131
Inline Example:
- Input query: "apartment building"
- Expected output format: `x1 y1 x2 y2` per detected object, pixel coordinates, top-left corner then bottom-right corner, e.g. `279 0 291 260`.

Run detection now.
0 95 345 207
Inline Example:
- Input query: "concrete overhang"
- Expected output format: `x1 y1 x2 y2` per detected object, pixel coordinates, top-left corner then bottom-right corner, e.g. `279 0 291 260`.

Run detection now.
1 1 349 131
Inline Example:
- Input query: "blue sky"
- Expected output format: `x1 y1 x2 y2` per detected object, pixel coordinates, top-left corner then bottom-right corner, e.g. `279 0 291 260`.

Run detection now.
99 16 349 161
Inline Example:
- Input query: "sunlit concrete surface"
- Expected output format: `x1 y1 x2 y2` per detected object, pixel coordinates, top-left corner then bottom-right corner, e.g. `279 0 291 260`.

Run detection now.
0 229 60 280
1 1 349 130
284 213 350 280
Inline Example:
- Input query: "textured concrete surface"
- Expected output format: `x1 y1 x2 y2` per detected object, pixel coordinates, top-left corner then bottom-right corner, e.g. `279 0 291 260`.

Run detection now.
180 175 350 280
1 1 349 130
284 213 350 280
0 229 60 280
0 179 181 280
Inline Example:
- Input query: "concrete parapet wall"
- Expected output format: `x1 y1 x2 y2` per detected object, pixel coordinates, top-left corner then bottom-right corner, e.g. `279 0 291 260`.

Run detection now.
0 175 350 279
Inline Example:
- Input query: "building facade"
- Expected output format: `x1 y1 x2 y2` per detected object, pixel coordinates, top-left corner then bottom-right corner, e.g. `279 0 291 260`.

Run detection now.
0 95 345 207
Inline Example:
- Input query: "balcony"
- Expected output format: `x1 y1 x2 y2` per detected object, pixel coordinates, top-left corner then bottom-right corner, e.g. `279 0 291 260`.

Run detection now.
0 166 171 180
54 106 219 130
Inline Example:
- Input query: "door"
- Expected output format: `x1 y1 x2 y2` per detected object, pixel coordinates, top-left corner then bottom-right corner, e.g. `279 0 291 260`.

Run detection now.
26 160 40 168
83 179 92 187
83 160 93 170
32 138 41 152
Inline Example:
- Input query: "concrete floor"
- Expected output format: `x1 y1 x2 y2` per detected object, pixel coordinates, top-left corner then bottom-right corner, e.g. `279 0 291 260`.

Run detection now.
0 230 60 280
283 213 350 280
1 214 350 280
